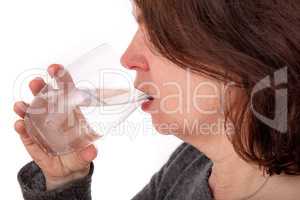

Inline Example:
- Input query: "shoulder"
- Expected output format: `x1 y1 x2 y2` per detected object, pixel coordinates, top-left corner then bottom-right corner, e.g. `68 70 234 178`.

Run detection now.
151 143 212 199
165 142 211 169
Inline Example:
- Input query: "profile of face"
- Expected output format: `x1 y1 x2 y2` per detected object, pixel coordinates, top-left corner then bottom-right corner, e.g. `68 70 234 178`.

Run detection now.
121 26 232 138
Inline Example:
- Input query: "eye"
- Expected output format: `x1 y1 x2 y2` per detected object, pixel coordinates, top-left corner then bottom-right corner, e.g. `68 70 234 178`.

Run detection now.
136 15 144 25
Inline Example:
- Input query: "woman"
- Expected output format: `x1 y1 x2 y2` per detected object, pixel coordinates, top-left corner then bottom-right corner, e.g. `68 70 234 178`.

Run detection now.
13 0 300 199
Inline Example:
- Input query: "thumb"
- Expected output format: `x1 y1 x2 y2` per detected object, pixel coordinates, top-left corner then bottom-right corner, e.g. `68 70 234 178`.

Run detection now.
79 145 98 163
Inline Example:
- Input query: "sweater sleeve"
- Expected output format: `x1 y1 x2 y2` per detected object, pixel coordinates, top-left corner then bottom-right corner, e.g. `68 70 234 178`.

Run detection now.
131 143 187 200
18 161 94 200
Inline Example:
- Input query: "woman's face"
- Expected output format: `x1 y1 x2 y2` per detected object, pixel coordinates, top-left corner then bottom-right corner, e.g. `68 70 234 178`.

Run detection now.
121 26 229 137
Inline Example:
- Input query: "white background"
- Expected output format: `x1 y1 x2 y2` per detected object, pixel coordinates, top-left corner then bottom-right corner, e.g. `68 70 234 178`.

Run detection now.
0 0 181 199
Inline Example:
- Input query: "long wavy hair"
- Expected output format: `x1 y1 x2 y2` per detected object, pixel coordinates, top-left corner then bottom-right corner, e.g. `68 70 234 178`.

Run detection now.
134 0 300 175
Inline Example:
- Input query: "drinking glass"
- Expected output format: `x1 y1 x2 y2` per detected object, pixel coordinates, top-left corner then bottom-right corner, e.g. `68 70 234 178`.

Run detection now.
24 44 151 155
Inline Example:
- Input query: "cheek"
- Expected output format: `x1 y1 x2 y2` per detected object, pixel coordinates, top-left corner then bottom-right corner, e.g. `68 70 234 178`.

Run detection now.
149 69 187 112
145 58 224 134
182 82 226 135
158 88 182 112
147 81 188 134
149 79 224 134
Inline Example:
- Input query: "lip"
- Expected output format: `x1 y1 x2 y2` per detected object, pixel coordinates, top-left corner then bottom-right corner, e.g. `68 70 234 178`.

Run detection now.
141 98 154 112
136 87 154 111
136 87 152 99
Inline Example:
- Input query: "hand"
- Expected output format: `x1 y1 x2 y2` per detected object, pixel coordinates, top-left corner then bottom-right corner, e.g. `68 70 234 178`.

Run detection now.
13 64 98 191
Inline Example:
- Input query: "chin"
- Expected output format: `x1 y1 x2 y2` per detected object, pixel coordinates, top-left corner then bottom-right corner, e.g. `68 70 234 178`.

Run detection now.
150 113 180 135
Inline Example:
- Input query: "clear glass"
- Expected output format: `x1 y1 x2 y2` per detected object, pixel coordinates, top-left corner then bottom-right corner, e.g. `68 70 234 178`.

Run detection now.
24 44 151 155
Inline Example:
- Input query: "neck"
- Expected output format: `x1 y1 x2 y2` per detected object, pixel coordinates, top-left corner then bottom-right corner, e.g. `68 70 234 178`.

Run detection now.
208 151 267 200
178 134 268 200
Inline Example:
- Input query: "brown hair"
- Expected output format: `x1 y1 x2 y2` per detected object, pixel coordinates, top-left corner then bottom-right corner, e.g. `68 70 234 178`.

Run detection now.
134 0 300 175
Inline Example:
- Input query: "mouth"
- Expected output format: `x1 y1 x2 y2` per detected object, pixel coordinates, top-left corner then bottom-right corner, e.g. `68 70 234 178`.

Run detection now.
136 86 154 101
142 95 154 112
147 96 154 101
135 86 155 111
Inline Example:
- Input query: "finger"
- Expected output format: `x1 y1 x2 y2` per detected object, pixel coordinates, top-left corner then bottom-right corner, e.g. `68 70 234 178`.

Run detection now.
29 77 46 96
47 64 75 90
60 144 97 173
13 101 29 118
14 120 50 164
14 119 30 138
79 145 98 162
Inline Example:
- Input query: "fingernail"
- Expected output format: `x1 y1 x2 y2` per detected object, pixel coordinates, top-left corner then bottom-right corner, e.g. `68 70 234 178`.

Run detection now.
48 64 63 77
19 102 27 112
56 68 67 78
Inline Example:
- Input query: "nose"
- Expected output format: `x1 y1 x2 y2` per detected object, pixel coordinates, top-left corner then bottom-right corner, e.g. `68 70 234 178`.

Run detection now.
120 32 149 71
120 50 137 70
121 53 148 71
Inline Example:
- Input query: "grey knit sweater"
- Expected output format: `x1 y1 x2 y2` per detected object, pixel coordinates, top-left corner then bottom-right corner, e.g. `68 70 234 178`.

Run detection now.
18 143 214 200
